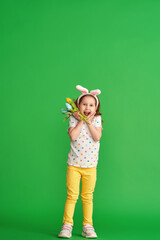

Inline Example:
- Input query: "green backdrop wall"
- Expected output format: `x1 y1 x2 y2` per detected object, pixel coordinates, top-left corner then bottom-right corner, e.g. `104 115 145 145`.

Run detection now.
1 0 160 236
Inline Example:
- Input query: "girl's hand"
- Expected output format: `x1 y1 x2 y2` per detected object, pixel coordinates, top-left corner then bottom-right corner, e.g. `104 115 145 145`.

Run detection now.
86 111 96 124
73 111 82 121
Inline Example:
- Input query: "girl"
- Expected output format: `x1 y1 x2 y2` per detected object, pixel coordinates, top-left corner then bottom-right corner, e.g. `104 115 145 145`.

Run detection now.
58 85 103 239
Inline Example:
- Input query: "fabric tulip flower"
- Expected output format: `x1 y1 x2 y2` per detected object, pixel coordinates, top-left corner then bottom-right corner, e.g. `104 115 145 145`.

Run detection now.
65 103 72 110
61 98 91 125
61 109 68 113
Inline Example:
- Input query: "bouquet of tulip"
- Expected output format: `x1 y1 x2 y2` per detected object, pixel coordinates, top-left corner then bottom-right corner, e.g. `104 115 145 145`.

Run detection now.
61 98 91 125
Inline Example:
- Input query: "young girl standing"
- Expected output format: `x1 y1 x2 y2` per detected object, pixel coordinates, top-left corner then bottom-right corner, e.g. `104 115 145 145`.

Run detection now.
58 85 103 239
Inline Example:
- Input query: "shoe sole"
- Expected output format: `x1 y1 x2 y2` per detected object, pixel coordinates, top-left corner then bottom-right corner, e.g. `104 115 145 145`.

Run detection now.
58 233 72 238
82 231 97 238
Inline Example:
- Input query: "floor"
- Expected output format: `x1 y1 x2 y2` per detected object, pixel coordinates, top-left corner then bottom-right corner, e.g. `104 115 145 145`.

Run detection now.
0 224 160 240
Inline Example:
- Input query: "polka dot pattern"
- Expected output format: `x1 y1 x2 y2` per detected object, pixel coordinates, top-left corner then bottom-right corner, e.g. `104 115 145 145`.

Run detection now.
67 115 102 168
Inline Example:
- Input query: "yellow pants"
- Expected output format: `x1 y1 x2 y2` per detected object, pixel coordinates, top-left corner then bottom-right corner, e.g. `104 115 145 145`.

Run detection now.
63 164 97 226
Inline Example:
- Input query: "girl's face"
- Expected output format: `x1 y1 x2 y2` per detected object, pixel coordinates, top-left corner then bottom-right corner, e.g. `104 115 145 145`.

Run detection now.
78 95 97 117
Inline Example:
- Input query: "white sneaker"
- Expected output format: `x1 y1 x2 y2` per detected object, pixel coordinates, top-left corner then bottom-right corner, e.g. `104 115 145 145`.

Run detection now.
82 223 97 238
58 223 72 238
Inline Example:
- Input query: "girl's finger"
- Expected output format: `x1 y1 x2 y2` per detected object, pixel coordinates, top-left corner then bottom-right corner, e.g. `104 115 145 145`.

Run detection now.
91 112 95 117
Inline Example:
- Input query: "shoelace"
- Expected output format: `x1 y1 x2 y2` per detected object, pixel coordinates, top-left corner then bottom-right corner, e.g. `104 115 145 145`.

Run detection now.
83 225 95 233
61 224 72 233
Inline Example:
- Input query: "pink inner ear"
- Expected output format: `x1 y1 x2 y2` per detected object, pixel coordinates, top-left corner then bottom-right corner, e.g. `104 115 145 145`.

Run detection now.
90 89 101 95
76 85 89 94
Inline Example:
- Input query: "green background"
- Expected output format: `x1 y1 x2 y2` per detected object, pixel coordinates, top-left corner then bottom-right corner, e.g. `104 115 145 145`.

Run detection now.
1 0 160 239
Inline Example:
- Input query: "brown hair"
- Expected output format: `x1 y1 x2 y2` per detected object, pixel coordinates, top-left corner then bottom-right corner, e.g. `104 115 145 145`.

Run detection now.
73 95 103 126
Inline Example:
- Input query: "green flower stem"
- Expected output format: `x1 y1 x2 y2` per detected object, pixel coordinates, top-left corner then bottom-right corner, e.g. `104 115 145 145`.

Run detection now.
78 113 91 125
62 107 91 125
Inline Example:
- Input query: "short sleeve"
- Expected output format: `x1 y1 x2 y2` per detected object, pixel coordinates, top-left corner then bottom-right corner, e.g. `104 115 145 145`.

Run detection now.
67 115 78 132
94 115 103 129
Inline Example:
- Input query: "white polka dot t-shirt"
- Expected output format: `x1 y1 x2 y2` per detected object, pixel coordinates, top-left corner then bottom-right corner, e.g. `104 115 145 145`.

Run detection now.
67 115 103 168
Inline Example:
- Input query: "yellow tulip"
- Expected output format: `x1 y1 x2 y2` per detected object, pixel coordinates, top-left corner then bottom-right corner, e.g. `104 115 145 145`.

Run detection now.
66 98 72 104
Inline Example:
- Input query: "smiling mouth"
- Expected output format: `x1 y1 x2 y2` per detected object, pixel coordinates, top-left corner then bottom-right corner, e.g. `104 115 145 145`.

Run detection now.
84 112 90 116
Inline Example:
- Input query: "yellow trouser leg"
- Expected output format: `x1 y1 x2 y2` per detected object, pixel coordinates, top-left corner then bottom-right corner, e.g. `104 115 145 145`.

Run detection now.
63 165 81 226
62 165 97 226
81 167 97 226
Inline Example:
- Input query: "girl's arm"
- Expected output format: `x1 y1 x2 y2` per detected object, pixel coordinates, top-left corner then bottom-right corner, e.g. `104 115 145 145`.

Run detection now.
87 124 102 142
68 120 83 142
86 112 102 142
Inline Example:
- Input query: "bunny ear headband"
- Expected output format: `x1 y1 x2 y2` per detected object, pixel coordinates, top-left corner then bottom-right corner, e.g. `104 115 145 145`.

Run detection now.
76 85 101 107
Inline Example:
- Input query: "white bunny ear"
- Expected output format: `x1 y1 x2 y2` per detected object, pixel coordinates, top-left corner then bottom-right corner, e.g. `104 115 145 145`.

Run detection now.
76 85 89 94
90 89 101 95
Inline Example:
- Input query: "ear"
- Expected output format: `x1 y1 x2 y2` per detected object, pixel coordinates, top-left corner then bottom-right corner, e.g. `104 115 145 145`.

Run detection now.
76 85 89 94
90 89 101 95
